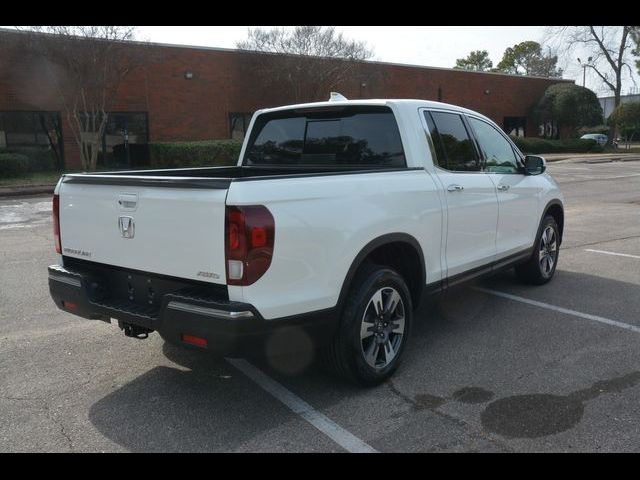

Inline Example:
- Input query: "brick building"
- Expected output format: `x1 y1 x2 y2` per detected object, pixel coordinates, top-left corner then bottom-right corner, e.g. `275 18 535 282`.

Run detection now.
0 29 574 170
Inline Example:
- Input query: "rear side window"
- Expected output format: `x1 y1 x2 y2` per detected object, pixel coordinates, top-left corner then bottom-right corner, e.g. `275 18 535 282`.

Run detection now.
424 111 480 172
243 106 406 168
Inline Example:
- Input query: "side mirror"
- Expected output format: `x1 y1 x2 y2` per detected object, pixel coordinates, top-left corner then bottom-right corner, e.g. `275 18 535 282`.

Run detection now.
524 155 546 175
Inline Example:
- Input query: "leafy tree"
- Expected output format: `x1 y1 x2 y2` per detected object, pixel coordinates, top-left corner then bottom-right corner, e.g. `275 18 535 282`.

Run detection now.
496 41 562 77
608 102 640 144
454 50 493 72
535 84 603 137
237 26 373 102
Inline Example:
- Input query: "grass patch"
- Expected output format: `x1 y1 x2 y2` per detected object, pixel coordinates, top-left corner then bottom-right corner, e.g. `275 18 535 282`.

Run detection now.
604 147 640 154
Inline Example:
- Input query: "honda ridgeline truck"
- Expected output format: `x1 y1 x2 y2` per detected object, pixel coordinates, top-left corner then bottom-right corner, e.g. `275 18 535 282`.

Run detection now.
48 97 564 385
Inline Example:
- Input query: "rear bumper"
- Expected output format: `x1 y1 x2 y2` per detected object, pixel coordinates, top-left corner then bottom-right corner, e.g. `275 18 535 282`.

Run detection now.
48 263 338 357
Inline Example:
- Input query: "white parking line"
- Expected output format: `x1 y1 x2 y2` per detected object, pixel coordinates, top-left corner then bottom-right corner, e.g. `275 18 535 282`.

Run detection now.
585 249 640 260
547 166 593 171
562 173 640 183
474 287 640 335
0 223 38 230
226 358 378 453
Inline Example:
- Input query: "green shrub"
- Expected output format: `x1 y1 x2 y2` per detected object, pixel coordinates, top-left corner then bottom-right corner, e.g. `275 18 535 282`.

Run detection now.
9 147 57 171
561 138 604 153
510 136 603 154
0 146 57 173
0 152 31 177
149 140 242 168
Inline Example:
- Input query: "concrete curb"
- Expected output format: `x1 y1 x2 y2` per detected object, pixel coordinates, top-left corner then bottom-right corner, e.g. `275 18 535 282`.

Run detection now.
543 154 640 163
0 185 55 198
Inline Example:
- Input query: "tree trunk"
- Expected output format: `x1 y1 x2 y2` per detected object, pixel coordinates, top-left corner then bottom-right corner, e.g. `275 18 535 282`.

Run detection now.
608 86 622 147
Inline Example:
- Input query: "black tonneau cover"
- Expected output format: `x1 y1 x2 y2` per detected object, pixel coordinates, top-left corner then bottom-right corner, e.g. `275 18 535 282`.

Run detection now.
61 165 409 189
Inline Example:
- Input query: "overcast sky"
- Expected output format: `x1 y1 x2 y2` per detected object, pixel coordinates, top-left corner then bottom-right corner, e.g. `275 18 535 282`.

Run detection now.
137 25 546 68
134 26 638 97
6 25 639 96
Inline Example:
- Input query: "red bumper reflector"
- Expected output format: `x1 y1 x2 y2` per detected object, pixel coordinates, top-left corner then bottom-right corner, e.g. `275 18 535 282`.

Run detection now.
62 301 78 312
181 334 208 348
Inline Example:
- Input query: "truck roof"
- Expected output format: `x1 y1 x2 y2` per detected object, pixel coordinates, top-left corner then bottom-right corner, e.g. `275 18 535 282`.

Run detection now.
257 98 493 124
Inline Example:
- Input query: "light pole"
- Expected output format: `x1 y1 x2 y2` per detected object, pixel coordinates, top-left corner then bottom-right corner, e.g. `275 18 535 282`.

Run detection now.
577 57 593 88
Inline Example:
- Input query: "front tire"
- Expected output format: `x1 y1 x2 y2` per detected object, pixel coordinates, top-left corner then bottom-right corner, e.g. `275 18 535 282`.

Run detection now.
515 215 560 285
322 263 412 386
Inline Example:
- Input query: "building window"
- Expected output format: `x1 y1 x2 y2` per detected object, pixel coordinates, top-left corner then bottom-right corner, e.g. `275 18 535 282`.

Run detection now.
100 112 149 168
503 117 527 137
229 113 253 140
0 111 61 147
0 111 64 168
538 120 559 140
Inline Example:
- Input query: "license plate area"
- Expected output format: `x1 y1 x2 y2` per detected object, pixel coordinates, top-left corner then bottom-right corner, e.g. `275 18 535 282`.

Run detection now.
62 256 228 310
96 269 178 309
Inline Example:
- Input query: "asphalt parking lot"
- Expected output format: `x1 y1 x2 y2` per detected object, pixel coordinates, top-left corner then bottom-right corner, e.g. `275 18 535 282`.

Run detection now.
1 159 640 452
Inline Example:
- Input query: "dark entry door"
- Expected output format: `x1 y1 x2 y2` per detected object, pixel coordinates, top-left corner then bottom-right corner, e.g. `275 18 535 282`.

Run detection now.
503 117 527 138
101 112 149 169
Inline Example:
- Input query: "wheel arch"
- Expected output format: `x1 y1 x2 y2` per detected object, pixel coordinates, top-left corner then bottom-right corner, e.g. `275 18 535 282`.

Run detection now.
337 233 426 313
541 199 564 245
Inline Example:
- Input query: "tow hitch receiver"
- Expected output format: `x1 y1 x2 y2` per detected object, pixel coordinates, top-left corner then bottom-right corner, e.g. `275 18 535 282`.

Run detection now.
120 322 153 340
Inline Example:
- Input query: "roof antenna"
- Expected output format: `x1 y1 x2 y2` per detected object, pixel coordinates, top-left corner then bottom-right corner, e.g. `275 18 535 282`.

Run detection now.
329 92 348 102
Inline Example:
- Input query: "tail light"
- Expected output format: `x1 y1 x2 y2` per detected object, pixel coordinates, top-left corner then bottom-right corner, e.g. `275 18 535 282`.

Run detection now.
181 334 208 348
225 205 274 286
53 194 61 254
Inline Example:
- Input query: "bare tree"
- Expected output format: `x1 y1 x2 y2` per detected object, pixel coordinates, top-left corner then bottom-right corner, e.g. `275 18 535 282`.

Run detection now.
237 26 373 102
549 28 634 105
547 27 636 144
20 26 143 170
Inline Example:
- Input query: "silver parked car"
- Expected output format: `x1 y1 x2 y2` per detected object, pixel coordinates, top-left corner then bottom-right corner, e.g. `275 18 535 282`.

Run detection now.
580 133 608 146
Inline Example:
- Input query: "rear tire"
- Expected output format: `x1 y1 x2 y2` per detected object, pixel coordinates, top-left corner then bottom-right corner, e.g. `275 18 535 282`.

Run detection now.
321 262 412 386
515 215 560 285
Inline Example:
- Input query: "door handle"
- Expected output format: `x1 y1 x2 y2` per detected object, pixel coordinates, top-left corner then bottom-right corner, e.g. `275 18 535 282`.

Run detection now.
497 184 510 191
447 184 464 192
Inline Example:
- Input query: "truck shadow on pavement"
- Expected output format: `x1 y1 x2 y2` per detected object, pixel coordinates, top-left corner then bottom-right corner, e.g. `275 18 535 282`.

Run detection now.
88 269 640 451
87 348 305 452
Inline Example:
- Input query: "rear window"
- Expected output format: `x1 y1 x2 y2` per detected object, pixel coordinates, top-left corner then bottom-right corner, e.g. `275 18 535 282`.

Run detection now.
243 106 406 168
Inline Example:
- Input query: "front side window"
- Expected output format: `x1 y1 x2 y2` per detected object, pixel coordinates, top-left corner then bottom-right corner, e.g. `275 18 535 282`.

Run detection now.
424 111 480 172
243 106 406 168
468 117 520 174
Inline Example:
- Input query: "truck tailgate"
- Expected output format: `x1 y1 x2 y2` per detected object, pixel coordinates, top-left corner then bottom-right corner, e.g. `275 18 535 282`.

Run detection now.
58 178 228 285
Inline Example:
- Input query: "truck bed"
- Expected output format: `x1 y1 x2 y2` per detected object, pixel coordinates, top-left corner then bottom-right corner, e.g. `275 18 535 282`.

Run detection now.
61 165 404 188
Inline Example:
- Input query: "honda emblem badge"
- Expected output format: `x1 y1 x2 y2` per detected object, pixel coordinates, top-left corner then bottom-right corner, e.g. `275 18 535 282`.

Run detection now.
118 216 135 239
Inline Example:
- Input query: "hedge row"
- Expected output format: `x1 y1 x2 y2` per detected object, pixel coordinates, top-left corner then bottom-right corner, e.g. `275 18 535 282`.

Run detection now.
148 140 242 168
511 136 604 154
0 153 32 177
0 147 57 177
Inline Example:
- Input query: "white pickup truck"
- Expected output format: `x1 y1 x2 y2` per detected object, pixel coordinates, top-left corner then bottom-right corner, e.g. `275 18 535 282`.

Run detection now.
48 97 564 385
